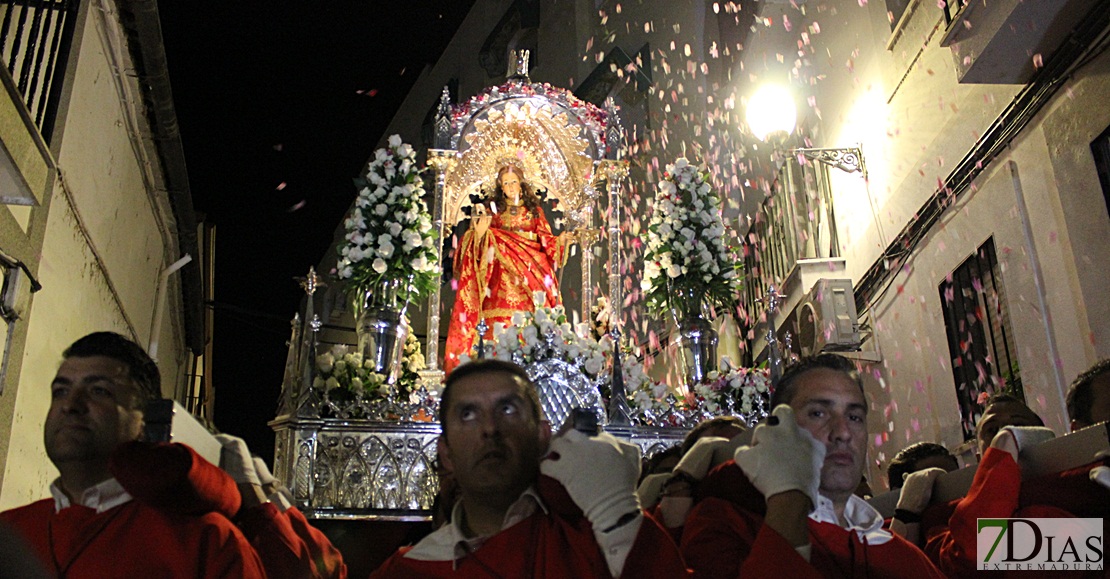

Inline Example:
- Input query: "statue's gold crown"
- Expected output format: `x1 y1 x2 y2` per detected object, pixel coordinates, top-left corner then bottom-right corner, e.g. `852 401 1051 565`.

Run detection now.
493 154 525 174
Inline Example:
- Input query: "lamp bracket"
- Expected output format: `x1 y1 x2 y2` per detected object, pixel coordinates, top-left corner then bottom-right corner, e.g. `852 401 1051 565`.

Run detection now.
791 146 866 179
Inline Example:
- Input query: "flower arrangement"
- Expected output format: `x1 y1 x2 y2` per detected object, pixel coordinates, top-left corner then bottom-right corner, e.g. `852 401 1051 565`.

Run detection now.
312 328 429 417
460 292 608 378
337 135 439 306
624 355 686 420
641 158 742 318
618 351 770 427
690 357 771 424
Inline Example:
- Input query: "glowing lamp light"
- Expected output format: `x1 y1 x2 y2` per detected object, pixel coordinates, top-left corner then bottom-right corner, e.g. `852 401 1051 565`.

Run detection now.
746 84 797 142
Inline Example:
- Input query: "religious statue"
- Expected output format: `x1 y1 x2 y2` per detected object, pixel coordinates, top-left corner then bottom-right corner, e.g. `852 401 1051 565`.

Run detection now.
444 163 577 372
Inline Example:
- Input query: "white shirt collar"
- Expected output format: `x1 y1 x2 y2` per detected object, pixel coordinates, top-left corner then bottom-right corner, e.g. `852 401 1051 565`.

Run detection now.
405 487 549 564
810 493 893 545
50 477 133 514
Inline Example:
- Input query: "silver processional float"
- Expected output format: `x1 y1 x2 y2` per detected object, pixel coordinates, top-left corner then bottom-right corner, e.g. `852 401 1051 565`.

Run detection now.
269 51 775 520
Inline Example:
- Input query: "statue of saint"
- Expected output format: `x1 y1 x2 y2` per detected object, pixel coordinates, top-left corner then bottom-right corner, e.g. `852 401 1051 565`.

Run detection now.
444 164 576 373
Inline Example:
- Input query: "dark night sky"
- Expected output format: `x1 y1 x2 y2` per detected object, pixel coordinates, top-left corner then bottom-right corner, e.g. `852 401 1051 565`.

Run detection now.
158 2 476 459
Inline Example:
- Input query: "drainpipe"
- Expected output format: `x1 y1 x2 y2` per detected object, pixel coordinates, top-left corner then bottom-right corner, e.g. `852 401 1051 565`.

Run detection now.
1009 161 1067 417
148 254 192 359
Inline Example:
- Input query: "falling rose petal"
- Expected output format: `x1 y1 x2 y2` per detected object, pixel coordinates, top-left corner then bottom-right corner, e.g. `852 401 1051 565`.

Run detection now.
286 200 306 212
1032 53 1043 69
276 181 287 191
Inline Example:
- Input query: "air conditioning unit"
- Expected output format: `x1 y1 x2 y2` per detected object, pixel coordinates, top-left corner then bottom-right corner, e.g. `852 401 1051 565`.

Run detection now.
791 278 861 356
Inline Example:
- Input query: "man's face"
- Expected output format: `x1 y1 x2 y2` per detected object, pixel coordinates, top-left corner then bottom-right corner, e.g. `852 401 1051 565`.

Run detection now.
44 356 145 469
438 372 550 503
788 368 868 504
976 401 1041 454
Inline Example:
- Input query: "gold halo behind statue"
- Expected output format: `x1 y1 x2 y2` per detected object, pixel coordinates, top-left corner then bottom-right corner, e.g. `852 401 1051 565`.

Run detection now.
444 95 605 228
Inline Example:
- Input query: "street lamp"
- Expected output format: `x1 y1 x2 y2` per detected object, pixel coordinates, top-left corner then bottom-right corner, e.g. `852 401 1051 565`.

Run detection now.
746 84 797 141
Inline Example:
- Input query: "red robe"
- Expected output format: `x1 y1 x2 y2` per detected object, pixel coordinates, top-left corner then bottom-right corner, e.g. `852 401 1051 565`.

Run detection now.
112 441 347 579
284 506 348 579
369 476 690 578
444 206 568 373
922 447 1109 578
681 461 946 578
239 502 348 579
0 498 265 578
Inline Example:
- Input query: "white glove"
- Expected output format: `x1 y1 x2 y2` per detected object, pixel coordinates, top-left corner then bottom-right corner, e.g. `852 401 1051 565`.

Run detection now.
1090 449 1110 490
990 426 1055 463
252 457 276 486
636 472 670 508
895 467 946 515
214 434 261 486
674 436 731 481
733 405 825 510
541 430 642 531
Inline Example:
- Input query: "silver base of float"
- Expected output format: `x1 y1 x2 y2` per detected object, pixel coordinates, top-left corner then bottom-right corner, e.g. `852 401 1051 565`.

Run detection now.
270 416 686 521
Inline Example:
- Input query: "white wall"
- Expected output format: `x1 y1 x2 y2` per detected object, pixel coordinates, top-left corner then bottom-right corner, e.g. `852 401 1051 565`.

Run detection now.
805 2 1110 487
0 0 187 509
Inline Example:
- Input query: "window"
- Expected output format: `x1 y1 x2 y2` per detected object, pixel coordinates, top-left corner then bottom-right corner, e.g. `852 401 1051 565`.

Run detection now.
885 0 912 31
940 237 1023 441
0 0 80 142
478 0 539 78
940 0 969 27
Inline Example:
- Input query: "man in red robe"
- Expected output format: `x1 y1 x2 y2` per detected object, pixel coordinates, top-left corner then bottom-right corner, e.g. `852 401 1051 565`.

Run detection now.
0 331 265 578
914 393 1109 577
370 359 689 577
681 354 945 578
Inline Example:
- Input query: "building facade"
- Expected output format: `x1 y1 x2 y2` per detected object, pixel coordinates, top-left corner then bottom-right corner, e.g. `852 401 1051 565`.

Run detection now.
0 0 204 508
